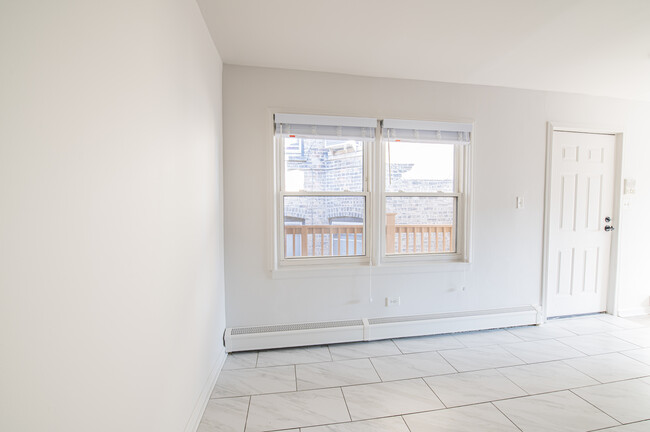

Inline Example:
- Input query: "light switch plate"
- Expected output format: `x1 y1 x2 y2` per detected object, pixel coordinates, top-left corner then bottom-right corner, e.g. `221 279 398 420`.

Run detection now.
624 178 636 195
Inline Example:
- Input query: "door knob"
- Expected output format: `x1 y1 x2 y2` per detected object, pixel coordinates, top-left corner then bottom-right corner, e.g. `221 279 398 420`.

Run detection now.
604 225 615 232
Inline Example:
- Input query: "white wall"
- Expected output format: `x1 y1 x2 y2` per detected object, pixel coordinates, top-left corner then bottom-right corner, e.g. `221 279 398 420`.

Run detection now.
0 1 225 431
223 65 650 328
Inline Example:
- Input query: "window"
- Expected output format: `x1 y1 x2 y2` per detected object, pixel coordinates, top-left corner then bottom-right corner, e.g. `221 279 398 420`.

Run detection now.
382 119 471 257
274 114 471 266
276 114 375 261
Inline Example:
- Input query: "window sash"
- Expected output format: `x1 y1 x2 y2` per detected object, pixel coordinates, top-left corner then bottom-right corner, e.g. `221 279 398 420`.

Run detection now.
277 129 370 263
380 134 467 261
282 195 368 259
384 195 458 255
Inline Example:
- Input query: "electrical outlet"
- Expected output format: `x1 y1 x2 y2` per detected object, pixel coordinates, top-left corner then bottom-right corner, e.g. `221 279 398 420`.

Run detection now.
385 296 401 307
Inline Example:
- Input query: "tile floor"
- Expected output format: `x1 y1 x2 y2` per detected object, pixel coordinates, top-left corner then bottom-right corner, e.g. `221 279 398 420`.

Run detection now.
199 314 650 432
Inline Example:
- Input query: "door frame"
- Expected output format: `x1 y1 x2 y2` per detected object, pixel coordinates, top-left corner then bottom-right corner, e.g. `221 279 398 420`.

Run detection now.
541 122 625 321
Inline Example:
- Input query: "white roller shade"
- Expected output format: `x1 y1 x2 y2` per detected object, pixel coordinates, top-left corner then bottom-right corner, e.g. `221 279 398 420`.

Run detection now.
383 119 472 144
275 113 377 140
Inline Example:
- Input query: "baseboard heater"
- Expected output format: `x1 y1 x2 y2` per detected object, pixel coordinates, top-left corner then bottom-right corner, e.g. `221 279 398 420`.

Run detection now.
224 305 542 352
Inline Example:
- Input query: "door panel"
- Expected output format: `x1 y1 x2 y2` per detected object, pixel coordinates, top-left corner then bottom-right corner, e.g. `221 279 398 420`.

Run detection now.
547 131 616 317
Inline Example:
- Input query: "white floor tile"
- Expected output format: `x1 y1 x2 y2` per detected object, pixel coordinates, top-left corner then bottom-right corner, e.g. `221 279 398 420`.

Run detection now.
506 324 576 341
557 333 641 355
302 417 410 432
212 366 296 398
392 334 464 354
501 339 584 363
452 329 523 347
424 369 526 407
564 352 650 383
623 348 650 365
256 346 331 367
494 390 619 432
629 315 650 326
404 403 520 432
610 328 650 348
597 421 650 432
245 388 350 432
593 314 645 329
201 316 650 432
222 352 258 370
328 340 401 361
497 361 598 394
197 397 249 432
369 351 456 381
572 379 650 424
550 317 622 335
439 345 524 372
296 359 380 390
342 378 443 420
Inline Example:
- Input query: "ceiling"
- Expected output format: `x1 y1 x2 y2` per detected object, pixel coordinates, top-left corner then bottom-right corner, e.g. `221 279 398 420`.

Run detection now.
197 0 650 101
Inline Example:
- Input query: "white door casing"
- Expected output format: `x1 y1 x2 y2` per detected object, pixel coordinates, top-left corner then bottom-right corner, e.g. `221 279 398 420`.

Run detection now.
546 130 617 317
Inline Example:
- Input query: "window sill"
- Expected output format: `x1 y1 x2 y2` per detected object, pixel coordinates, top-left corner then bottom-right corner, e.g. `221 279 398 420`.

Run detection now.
270 258 470 280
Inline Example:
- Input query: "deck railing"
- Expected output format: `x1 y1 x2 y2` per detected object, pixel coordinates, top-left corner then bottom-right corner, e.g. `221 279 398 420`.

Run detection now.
284 213 453 257
285 225 364 257
385 213 454 254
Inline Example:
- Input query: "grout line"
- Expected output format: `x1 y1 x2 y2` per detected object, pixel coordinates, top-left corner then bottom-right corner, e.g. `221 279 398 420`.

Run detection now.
569 389 622 426
589 419 650 432
367 357 384 382
212 363 650 401
400 415 413 432
339 387 353 422
326 344 334 362
491 402 524 432
242 395 252 432
392 338 407 355
436 350 460 373
420 377 447 408
294 364 298 391
560 358 606 384
493 367 530 396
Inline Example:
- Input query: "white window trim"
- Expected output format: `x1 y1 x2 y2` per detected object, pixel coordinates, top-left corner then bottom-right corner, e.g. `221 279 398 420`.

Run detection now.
275 130 373 267
271 113 473 273
377 128 471 264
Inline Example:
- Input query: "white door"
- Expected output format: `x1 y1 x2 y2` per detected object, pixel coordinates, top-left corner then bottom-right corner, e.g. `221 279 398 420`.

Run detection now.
546 131 617 317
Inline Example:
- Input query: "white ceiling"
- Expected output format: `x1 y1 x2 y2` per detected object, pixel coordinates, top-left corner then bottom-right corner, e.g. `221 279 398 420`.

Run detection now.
197 0 650 101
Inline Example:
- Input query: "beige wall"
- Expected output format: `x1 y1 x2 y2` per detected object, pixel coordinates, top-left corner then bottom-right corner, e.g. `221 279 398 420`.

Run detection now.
0 1 225 431
223 65 650 327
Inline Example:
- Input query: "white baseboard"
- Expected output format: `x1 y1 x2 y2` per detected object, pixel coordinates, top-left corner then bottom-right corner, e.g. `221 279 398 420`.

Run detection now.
225 305 541 352
184 348 227 432
618 306 650 317
367 306 540 340
225 320 364 352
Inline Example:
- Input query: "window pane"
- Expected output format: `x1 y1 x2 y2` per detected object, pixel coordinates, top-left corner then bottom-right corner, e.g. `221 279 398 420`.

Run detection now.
284 137 364 192
386 142 454 193
385 197 456 254
284 196 365 258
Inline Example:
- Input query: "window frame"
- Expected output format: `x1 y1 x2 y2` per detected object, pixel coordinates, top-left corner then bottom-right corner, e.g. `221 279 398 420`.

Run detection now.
276 131 373 267
272 114 472 270
378 135 471 264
